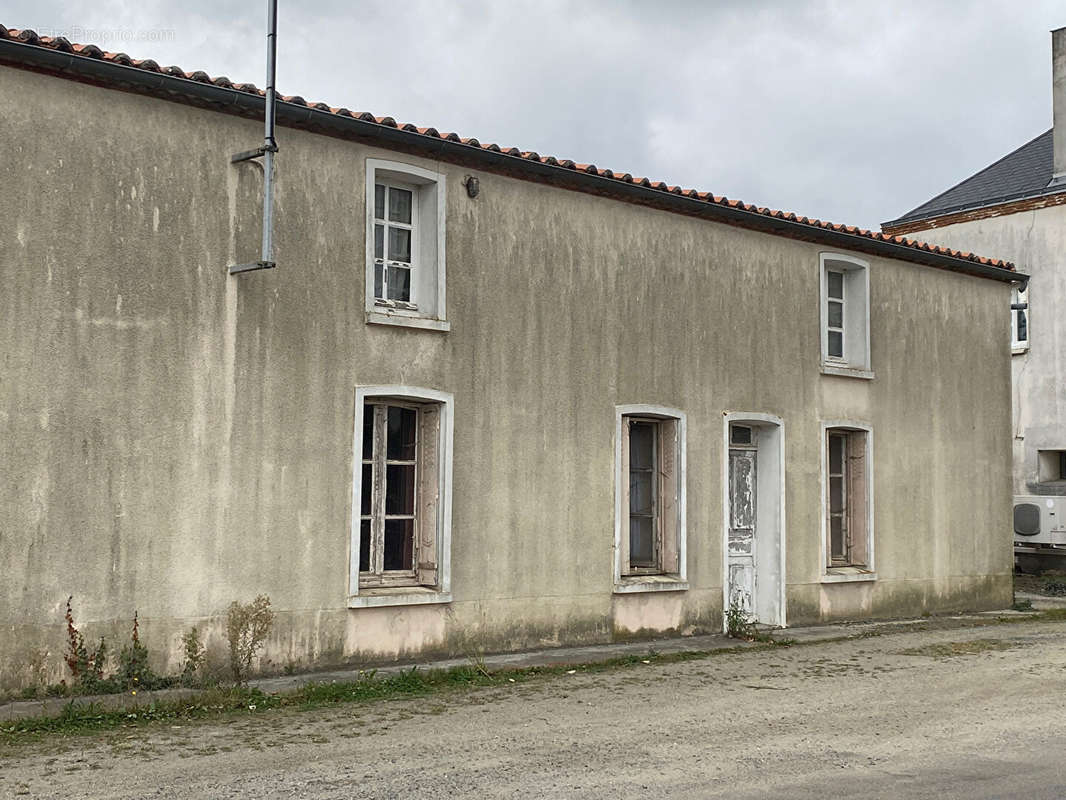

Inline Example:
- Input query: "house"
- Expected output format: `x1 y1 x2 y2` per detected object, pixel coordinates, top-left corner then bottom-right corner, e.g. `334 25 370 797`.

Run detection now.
0 25 1018 690
882 28 1065 570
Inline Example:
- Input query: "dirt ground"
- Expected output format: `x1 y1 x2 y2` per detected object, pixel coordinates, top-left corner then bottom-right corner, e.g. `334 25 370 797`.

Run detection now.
3 619 1066 799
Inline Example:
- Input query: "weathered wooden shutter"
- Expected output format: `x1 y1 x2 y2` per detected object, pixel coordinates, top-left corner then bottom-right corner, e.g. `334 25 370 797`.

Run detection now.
659 418 680 574
847 431 868 567
416 404 441 587
619 418 631 576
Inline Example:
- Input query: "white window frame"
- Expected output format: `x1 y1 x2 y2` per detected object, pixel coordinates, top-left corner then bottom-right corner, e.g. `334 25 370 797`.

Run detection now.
819 253 873 379
365 159 448 332
819 420 875 583
349 385 453 607
613 404 688 594
373 179 419 310
1011 282 1029 354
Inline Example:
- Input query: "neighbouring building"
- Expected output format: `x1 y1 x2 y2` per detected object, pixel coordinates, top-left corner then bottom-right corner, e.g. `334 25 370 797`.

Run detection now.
882 28 1066 569
0 25 1018 690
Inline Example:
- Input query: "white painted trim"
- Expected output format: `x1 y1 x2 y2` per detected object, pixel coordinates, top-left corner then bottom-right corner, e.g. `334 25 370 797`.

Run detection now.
819 252 871 371
818 419 875 580
721 412 787 632
349 385 454 606
365 159 447 326
819 365 875 380
613 404 687 593
366 311 451 332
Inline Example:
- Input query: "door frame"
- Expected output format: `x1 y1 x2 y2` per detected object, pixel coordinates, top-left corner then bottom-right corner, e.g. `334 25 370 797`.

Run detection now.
721 412 787 631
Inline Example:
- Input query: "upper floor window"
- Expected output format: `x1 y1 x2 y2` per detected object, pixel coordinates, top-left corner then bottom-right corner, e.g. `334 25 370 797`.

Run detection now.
614 405 688 593
1011 283 1028 351
365 160 448 332
820 254 871 377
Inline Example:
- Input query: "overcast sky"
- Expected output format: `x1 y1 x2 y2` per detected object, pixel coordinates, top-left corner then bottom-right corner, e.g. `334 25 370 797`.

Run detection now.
7 0 1064 229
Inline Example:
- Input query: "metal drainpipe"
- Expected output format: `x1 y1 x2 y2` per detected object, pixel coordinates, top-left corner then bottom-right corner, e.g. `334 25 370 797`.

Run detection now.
229 0 279 274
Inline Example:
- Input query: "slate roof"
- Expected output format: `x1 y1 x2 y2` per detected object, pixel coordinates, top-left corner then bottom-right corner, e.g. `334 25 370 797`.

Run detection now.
0 24 1018 276
885 130 1066 228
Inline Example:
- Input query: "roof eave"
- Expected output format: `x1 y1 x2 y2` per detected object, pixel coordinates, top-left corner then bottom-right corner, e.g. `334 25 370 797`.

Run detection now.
0 37 1021 284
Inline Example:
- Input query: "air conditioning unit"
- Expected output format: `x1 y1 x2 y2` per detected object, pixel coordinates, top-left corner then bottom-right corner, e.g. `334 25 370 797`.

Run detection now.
1014 496 1066 546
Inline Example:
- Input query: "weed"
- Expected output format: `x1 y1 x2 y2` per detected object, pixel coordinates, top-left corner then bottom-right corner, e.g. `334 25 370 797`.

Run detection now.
63 597 108 693
117 612 166 690
1012 598 1034 611
180 627 206 686
226 595 275 685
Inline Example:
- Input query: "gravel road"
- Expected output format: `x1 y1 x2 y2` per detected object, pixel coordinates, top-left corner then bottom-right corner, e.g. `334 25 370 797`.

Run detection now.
4 619 1066 799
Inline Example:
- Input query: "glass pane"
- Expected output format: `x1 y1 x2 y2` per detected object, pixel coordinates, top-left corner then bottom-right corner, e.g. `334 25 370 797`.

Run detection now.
629 516 654 566
828 434 845 474
730 425 752 445
629 422 655 469
829 516 844 558
363 406 375 460
829 476 844 514
1018 310 1027 342
827 270 844 299
388 265 411 302
630 470 655 516
359 519 371 572
388 226 411 263
374 262 384 299
374 184 385 219
828 300 843 328
386 464 416 515
384 518 414 571
361 464 373 515
388 187 412 224
828 330 843 358
387 406 417 460
374 224 384 260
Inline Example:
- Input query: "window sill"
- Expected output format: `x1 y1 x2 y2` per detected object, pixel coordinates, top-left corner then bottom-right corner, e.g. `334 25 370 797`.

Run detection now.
821 568 876 584
820 364 875 380
366 311 450 332
613 575 688 594
1012 345 1029 356
348 587 452 608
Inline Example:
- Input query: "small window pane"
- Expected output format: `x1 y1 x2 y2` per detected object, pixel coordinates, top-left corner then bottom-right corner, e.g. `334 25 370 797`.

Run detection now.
374 262 384 299
374 224 384 260
828 300 843 329
388 265 411 302
829 516 845 559
1017 310 1027 342
630 470 655 516
828 434 845 474
374 184 385 219
360 464 373 515
359 519 371 572
630 516 654 565
388 227 411 263
387 406 417 460
363 407 375 460
388 187 413 224
383 518 414 571
829 477 844 514
385 464 416 515
629 422 655 469
828 330 843 359
828 270 844 299
730 425 752 445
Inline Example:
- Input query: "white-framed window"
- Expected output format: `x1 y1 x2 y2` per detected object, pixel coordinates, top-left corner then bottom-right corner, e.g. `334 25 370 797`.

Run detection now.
350 386 453 607
820 421 875 582
819 253 871 377
614 405 687 593
365 160 448 332
1011 283 1029 352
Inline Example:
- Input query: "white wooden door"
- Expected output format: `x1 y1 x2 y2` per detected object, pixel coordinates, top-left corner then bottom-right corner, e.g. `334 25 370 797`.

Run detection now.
728 448 757 617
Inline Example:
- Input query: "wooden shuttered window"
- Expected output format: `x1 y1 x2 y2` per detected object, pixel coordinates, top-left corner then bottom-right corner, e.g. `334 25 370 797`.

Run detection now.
621 415 681 577
826 428 869 569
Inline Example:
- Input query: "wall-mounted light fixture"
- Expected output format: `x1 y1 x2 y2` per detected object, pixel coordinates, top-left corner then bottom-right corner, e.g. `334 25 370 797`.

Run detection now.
463 175 480 199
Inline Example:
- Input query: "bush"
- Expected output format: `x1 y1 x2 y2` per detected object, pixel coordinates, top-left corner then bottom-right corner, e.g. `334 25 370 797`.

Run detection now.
181 627 206 686
117 612 166 690
226 595 275 685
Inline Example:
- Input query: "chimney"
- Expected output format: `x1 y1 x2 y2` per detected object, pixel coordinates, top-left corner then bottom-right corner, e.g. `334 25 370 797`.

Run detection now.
1054 27 1066 180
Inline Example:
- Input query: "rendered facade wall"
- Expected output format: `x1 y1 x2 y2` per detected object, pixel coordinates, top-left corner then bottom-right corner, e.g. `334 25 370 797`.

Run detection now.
0 66 1014 689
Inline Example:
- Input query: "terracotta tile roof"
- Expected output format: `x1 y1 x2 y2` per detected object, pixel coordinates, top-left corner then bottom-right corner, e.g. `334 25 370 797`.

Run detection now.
0 24 1017 275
